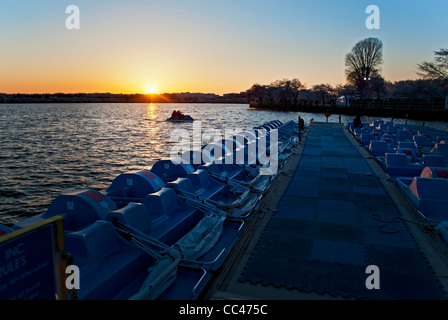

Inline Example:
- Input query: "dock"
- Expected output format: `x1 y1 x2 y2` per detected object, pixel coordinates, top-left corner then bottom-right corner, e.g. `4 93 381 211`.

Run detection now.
205 122 448 300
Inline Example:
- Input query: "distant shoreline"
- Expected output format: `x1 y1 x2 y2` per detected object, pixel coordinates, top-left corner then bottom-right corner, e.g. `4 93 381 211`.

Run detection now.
0 92 247 104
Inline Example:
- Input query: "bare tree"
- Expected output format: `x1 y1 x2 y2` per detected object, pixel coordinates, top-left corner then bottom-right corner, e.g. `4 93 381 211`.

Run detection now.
246 83 267 105
288 78 305 105
312 84 335 106
345 37 384 97
417 49 448 88
368 75 387 99
269 78 305 105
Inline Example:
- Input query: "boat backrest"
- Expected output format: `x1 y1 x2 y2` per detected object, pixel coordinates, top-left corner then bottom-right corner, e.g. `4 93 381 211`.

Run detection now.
413 135 434 147
64 220 146 300
422 155 446 168
233 133 252 147
65 221 126 265
254 125 273 132
187 169 216 191
397 130 413 141
167 177 197 195
409 177 448 200
360 134 375 146
241 130 257 143
104 170 164 199
202 143 231 162
199 162 225 176
369 140 388 156
181 150 214 167
185 170 225 199
220 138 244 154
142 188 182 220
141 188 202 244
151 159 195 183
398 141 417 152
107 202 152 234
386 125 398 134
385 153 408 168
383 135 396 147
44 189 116 231
432 143 448 158
398 148 418 162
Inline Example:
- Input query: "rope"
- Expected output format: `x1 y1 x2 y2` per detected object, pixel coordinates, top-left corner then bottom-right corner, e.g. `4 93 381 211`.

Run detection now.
369 213 440 235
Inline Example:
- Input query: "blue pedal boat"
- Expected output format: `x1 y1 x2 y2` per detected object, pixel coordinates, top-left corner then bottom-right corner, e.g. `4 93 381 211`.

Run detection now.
12 189 180 300
396 167 448 222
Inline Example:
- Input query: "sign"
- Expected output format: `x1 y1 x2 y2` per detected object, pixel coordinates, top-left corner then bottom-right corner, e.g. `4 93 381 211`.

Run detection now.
0 216 64 300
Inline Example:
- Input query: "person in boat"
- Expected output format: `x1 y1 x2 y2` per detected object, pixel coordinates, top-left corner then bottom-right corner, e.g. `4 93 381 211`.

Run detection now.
353 115 363 129
171 110 181 119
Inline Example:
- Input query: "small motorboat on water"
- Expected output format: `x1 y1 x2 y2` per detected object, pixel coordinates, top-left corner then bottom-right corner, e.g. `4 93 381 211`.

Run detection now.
166 115 194 122
166 110 194 122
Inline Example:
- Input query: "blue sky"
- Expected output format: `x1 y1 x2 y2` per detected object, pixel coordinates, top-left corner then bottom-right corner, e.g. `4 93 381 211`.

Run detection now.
0 0 447 94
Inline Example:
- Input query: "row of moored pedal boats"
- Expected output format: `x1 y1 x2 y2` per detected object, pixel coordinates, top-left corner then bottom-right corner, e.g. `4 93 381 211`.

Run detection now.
347 119 448 245
0 120 300 300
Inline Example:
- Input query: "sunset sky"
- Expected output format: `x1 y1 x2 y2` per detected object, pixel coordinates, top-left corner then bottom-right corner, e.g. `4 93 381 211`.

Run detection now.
1 0 447 95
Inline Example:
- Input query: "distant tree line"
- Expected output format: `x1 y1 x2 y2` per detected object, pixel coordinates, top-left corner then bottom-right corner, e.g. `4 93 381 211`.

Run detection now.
247 38 448 111
0 92 247 104
246 78 446 108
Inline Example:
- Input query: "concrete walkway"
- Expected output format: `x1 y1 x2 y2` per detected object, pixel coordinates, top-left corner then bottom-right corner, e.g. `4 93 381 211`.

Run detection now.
207 122 448 300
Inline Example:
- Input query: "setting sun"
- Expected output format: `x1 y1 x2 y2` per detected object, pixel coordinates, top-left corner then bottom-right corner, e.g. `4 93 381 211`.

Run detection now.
145 86 159 95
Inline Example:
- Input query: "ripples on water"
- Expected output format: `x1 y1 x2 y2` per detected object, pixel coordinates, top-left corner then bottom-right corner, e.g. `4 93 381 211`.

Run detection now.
0 103 446 225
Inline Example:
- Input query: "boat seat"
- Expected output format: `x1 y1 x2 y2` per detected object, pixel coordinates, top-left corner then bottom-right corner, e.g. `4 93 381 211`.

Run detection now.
398 148 418 162
185 170 226 199
359 133 375 147
25 189 117 232
150 159 195 183
108 202 152 235
199 162 244 181
431 143 448 161
103 170 164 201
397 130 413 141
398 141 418 153
384 153 423 177
142 188 202 245
369 140 393 157
180 150 214 168
414 135 435 148
64 221 148 300
408 177 448 220
422 155 446 168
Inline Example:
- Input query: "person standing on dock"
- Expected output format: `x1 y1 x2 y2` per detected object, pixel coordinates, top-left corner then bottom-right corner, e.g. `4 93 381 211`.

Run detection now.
353 115 363 129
